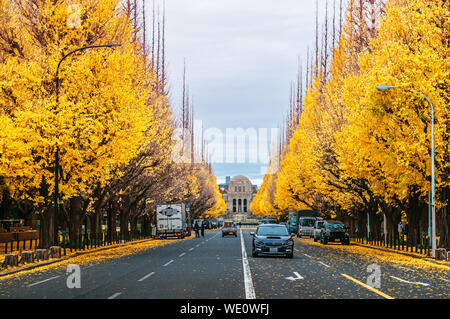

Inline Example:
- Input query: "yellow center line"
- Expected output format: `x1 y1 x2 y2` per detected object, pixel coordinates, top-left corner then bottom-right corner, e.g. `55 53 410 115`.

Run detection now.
341 273 395 299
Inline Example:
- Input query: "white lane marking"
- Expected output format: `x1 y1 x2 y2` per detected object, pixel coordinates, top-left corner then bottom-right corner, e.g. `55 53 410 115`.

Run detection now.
390 276 430 286
179 252 186 257
317 261 330 268
189 248 194 251
303 253 312 258
107 292 122 299
163 260 174 267
441 278 450 283
393 264 413 272
240 229 256 299
294 248 299 252
286 272 304 281
137 272 155 282
27 276 61 287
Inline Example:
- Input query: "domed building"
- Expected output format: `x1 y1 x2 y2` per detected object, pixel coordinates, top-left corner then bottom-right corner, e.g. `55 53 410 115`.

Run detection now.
219 175 258 220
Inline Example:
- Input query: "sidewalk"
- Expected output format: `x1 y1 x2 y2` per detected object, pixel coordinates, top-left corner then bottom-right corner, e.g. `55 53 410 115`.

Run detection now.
0 234 196 278
307 237 450 271
352 241 450 267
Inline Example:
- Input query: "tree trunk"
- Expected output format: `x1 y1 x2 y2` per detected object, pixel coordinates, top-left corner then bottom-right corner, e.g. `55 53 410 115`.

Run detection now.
69 197 84 244
439 200 449 248
39 206 54 249
0 188 13 220
143 215 150 236
119 208 130 240
407 192 423 247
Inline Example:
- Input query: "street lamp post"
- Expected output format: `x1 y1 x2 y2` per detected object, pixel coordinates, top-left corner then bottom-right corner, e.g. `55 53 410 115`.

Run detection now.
53 44 121 246
376 85 436 258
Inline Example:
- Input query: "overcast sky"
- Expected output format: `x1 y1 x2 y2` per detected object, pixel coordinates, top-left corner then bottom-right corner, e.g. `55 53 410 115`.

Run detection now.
159 0 337 186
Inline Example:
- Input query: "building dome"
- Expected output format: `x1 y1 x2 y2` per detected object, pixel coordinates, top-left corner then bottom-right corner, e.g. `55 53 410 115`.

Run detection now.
230 175 252 183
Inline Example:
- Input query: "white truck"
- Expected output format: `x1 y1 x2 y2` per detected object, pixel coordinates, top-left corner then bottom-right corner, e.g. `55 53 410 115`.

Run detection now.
156 203 190 239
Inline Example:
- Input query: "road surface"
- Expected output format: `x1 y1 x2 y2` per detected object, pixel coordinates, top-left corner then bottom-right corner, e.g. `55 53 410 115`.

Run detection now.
0 229 448 299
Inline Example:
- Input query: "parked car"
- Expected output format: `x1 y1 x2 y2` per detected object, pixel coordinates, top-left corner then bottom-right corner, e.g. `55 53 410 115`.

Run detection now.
222 220 237 237
261 217 278 224
250 224 294 258
297 217 316 238
320 220 350 245
313 218 325 242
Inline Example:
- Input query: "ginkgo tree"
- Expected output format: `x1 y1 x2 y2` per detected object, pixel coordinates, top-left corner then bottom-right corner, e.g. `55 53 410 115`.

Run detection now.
257 0 449 248
0 0 225 248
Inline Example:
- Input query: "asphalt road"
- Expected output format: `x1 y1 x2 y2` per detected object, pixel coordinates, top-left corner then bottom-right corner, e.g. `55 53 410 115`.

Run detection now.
0 228 448 299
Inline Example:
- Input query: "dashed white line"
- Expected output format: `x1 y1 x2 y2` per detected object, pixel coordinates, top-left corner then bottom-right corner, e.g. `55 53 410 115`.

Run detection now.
137 272 155 282
27 276 61 287
303 253 312 258
189 248 194 251
393 264 413 272
390 276 430 286
317 261 330 268
107 292 122 299
179 252 186 257
240 229 256 299
163 260 174 267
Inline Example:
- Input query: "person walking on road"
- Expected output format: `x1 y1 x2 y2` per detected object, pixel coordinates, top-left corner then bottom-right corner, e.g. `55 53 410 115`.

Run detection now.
398 221 403 242
194 222 200 238
201 221 205 238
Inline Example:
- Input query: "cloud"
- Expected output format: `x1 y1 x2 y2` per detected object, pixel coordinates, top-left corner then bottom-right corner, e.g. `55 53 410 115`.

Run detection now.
157 0 333 183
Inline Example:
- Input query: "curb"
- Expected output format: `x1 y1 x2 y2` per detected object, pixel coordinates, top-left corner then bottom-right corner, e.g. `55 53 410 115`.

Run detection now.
0 237 155 278
352 242 450 267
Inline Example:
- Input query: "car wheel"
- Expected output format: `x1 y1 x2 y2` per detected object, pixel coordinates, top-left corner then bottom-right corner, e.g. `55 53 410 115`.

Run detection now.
252 250 258 257
286 252 293 259
313 236 317 242
323 236 328 245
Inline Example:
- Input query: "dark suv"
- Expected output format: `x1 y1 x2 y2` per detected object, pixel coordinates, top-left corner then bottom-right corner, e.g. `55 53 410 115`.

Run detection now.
320 220 350 245
251 224 294 258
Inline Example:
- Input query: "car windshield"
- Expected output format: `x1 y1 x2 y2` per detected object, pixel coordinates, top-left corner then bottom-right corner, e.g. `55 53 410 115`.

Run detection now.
316 222 324 228
327 223 345 229
257 226 289 236
300 218 315 227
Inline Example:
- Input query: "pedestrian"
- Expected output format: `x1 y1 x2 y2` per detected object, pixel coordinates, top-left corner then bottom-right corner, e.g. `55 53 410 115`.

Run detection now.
194 222 200 238
200 221 205 238
404 221 409 236
398 221 403 241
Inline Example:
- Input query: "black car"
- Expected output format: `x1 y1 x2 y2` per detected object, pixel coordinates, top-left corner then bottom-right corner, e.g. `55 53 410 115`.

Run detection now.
320 220 350 245
250 224 294 258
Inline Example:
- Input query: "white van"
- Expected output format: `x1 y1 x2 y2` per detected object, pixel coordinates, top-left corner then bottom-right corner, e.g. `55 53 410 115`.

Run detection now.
313 218 325 242
297 217 317 238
